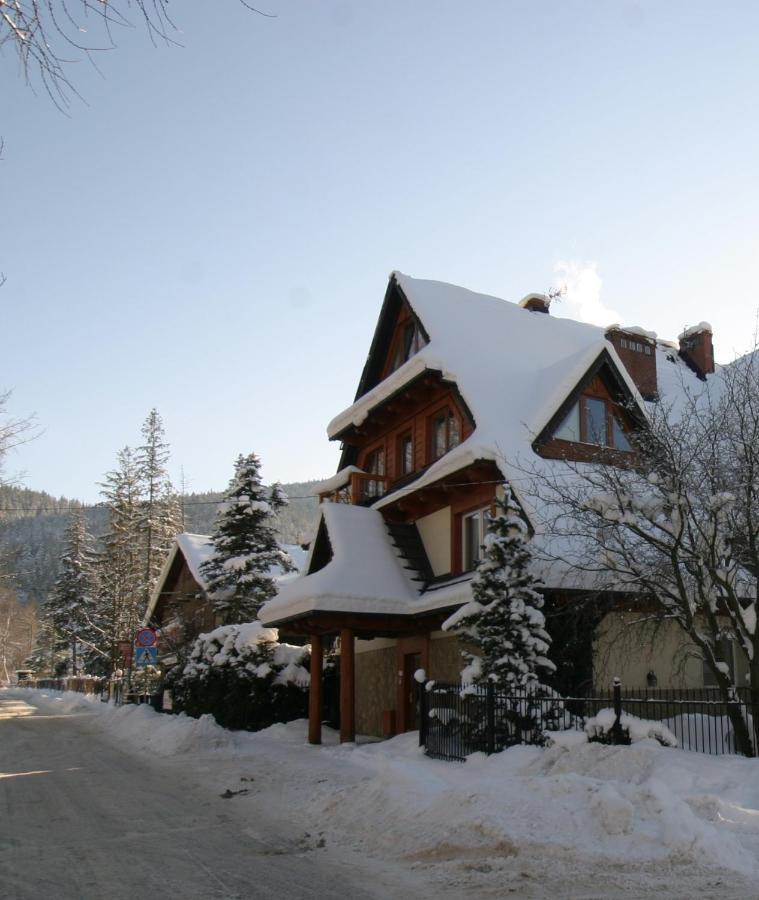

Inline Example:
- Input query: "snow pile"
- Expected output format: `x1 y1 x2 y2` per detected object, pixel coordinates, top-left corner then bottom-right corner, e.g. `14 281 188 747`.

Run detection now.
311 735 759 880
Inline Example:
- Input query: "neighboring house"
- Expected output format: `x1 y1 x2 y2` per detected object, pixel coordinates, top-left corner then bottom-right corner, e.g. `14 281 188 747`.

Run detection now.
259 272 722 743
145 533 307 660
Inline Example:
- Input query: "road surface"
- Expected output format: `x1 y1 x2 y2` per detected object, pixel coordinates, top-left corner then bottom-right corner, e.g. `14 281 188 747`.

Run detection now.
0 690 407 900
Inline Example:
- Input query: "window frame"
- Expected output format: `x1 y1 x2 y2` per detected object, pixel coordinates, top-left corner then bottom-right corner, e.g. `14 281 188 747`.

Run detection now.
461 506 490 572
397 430 414 477
703 637 736 687
555 395 634 453
429 407 461 463
389 318 426 373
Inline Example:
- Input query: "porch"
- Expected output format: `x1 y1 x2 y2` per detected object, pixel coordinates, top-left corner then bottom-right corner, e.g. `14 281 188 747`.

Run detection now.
281 611 450 744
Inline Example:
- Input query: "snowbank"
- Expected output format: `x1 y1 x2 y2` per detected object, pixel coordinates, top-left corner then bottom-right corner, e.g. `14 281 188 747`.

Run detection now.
15 688 759 886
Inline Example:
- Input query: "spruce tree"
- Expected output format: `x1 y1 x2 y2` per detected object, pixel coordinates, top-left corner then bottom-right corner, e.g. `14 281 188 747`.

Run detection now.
98 446 144 657
445 486 556 689
200 453 293 624
136 409 181 606
46 509 100 674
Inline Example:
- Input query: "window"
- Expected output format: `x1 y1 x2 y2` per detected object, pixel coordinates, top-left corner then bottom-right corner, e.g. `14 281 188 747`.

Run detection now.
462 508 489 571
585 397 607 445
398 432 414 476
703 637 736 687
390 320 426 372
364 446 385 498
431 409 461 461
620 336 652 355
554 396 633 452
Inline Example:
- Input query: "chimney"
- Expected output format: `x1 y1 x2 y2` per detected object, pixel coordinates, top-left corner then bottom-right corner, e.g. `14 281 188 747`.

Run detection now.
678 323 714 379
605 325 658 401
519 293 551 314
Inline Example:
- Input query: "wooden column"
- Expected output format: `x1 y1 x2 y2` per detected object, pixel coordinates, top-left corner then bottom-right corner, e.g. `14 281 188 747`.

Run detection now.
308 633 323 745
340 627 355 743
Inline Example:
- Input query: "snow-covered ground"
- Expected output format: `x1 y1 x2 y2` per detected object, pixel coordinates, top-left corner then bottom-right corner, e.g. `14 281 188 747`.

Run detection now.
10 688 759 898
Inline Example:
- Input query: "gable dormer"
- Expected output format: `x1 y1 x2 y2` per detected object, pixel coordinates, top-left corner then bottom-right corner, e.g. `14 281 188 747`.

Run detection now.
533 350 645 463
354 274 429 400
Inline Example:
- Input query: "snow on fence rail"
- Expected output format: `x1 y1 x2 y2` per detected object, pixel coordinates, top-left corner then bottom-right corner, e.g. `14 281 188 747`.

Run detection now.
420 682 759 761
27 676 106 697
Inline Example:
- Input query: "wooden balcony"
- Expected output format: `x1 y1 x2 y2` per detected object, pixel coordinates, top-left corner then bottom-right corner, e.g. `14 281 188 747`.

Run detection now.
318 471 390 505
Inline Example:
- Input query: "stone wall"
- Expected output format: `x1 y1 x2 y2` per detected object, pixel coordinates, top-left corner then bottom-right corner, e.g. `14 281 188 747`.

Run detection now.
355 644 397 737
429 633 463 682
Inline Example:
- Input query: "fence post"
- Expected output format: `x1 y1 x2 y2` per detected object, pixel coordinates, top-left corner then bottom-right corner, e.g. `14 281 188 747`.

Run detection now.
486 683 496 755
418 681 427 748
610 677 625 745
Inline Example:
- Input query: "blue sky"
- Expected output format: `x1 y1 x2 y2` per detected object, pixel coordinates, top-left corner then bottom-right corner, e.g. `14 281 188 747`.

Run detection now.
3 1 759 501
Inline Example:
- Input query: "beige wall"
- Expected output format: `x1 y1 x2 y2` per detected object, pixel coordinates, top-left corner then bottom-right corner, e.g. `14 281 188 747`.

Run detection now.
594 612 750 689
416 507 452 576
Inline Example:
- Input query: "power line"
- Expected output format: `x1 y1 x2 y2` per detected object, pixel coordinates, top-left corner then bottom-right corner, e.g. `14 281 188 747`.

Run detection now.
0 478 507 514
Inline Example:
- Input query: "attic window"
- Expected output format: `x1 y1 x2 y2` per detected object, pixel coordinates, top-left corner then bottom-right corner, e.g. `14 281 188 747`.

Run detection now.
620 337 652 356
390 321 426 372
554 396 633 452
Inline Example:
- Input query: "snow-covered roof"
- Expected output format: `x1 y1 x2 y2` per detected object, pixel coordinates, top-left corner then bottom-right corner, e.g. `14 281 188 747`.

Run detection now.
263 272 715 623
260 503 419 623
145 534 308 623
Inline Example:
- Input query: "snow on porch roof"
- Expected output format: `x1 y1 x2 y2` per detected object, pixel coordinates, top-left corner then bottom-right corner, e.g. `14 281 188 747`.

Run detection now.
259 502 419 624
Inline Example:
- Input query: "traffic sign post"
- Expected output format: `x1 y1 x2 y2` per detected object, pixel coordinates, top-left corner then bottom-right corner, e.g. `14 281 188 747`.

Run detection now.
135 628 157 648
134 646 158 667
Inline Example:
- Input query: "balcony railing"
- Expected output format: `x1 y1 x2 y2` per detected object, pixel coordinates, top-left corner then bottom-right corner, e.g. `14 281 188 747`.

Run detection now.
318 471 390 505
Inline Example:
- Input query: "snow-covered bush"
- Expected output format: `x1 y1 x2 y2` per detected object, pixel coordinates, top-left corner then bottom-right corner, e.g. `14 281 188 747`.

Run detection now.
585 708 678 748
170 622 310 731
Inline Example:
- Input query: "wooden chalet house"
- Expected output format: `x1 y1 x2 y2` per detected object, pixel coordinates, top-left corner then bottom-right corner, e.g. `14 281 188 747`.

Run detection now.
146 534 306 661
259 272 725 744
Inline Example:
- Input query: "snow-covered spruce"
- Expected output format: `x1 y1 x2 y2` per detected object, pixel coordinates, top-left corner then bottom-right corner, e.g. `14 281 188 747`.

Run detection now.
200 453 293 624
442 487 565 743
170 622 309 731
444 486 556 689
37 509 102 676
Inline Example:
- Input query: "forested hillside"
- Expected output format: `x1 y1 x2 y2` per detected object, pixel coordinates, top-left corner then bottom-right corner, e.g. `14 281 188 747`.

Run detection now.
0 480 322 603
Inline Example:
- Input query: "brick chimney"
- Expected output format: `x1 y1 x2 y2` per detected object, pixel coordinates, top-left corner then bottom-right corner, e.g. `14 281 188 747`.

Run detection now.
519 293 550 314
605 325 658 401
678 323 714 379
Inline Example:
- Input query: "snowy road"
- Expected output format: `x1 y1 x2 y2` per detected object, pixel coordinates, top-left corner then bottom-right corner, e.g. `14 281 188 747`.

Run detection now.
5 688 759 900
0 691 400 900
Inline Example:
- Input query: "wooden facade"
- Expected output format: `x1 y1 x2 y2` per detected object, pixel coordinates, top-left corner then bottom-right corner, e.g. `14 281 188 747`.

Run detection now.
150 551 216 645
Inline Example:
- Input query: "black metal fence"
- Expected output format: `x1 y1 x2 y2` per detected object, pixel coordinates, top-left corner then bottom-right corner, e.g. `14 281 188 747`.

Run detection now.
420 681 759 761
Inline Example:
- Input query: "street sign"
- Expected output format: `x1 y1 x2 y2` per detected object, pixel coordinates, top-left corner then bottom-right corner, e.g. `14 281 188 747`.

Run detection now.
135 628 157 648
117 641 133 666
134 646 158 667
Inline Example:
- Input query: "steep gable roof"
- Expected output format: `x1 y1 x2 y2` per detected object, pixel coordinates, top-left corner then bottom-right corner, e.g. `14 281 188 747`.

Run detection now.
262 272 713 625
145 534 307 624
328 272 672 506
